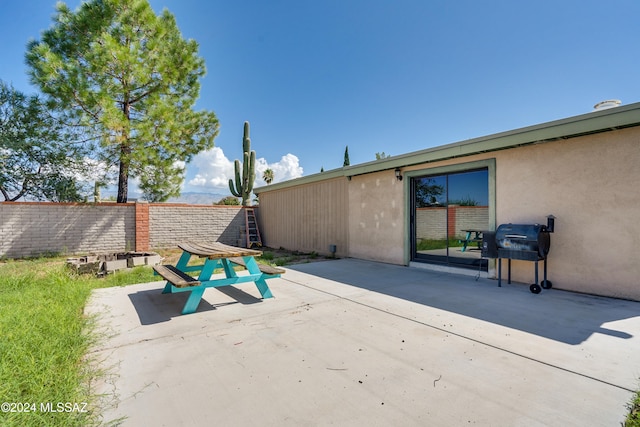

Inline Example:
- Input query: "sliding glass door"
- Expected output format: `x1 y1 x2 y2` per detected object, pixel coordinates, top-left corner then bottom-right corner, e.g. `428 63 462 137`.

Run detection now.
412 168 489 270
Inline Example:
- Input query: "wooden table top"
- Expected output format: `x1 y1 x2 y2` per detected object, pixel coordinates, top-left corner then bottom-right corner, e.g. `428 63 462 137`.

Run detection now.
178 242 262 259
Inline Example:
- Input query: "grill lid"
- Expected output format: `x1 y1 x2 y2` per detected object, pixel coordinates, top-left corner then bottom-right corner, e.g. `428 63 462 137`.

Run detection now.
495 223 550 258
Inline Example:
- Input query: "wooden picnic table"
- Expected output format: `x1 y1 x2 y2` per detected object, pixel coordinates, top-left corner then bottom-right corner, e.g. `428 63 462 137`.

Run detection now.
153 242 284 315
460 229 484 252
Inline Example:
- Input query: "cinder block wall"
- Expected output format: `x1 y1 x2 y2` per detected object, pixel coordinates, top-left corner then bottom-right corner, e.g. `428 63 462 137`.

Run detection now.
415 208 447 239
148 204 245 248
454 206 489 236
0 202 250 259
415 206 488 240
0 202 135 258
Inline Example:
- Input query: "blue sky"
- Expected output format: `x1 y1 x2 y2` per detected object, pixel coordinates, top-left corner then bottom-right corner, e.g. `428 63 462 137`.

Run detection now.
1 1 639 196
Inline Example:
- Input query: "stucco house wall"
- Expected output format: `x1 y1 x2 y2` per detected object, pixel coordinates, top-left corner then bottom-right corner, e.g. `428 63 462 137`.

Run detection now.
495 126 640 299
347 170 405 264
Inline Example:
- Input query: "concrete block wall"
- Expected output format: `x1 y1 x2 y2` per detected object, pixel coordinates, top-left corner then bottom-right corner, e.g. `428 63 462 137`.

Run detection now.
415 206 489 240
0 202 250 259
416 208 447 239
148 204 245 249
0 202 135 258
454 206 489 236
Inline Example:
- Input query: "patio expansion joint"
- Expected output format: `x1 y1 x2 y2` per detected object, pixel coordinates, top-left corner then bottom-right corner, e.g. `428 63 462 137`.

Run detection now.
281 276 635 394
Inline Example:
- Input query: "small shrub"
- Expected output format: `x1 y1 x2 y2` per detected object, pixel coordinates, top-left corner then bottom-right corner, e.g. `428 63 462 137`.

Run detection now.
448 196 479 206
216 196 240 205
275 257 291 266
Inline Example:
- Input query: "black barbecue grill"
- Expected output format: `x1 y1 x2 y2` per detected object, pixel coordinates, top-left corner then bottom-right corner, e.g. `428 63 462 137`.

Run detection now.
482 219 554 294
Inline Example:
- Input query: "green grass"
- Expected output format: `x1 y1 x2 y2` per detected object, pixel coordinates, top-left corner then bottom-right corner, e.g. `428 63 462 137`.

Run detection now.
627 394 640 426
274 256 293 266
260 251 275 261
416 238 466 251
257 248 330 266
0 258 157 427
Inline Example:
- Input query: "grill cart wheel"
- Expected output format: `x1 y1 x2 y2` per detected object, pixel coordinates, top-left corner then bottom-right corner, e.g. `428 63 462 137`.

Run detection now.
540 280 553 289
530 284 542 294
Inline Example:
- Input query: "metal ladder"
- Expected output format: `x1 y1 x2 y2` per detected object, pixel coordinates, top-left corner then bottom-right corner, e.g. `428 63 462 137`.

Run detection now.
245 208 262 248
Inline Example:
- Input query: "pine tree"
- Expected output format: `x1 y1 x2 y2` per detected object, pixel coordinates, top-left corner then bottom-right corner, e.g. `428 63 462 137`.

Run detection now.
0 81 88 202
26 0 219 202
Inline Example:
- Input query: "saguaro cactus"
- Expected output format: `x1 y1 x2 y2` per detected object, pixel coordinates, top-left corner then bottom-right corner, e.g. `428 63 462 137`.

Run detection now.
229 121 256 206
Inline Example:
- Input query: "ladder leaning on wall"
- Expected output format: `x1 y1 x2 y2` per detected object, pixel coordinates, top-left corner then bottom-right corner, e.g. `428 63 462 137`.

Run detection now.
245 208 262 248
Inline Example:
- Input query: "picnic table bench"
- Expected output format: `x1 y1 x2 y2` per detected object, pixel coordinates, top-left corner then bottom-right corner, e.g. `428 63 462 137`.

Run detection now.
153 242 285 315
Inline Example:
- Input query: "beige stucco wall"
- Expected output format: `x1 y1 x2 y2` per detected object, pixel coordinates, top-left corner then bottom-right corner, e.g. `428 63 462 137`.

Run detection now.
347 170 405 263
494 127 640 299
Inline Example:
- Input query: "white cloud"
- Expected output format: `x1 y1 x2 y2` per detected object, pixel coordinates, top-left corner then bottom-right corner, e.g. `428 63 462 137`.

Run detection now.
187 147 235 190
255 153 304 186
186 147 303 192
80 158 118 185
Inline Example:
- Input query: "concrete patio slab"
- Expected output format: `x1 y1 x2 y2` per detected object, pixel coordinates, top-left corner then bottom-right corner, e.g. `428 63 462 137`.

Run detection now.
86 259 640 426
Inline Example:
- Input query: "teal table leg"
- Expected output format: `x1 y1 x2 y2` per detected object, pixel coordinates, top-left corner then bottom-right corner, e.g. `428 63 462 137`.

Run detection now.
244 256 274 298
175 251 192 270
182 287 205 315
254 278 273 299
177 259 221 314
221 259 237 278
198 259 220 281
461 231 471 252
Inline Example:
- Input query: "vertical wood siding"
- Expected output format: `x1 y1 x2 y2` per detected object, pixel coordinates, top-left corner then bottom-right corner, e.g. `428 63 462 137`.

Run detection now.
258 177 348 256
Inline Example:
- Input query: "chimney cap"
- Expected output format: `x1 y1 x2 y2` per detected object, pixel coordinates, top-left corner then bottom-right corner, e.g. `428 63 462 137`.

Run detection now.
593 99 621 111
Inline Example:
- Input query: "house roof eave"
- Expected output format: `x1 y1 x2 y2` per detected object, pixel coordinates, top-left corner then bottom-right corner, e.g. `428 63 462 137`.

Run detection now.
255 102 640 194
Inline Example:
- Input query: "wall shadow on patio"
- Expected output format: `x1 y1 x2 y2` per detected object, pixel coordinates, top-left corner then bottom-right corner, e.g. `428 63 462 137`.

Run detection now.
287 259 639 345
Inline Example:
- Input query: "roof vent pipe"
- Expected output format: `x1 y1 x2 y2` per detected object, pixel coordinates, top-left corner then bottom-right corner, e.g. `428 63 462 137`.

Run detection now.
593 99 621 111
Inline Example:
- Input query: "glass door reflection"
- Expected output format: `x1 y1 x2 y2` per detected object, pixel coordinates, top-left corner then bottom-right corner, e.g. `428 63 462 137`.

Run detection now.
412 169 488 270
446 170 489 268
413 175 448 264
